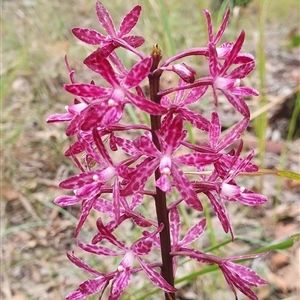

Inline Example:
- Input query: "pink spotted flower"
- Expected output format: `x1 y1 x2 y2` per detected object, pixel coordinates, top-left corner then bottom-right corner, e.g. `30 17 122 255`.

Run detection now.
160 78 210 132
72 2 144 57
159 9 258 118
68 221 176 299
54 127 133 236
172 248 268 300
193 141 267 238
122 114 221 211
63 56 166 136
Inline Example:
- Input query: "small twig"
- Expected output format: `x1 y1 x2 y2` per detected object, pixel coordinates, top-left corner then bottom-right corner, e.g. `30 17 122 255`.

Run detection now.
250 85 300 121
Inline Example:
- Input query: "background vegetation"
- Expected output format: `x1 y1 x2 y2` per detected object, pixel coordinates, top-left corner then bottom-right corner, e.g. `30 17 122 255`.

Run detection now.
1 0 299 299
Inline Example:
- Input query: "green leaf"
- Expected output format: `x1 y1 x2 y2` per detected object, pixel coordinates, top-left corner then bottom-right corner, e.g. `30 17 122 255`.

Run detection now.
250 237 295 253
277 170 300 181
290 34 300 48
290 232 300 240
1 221 49 236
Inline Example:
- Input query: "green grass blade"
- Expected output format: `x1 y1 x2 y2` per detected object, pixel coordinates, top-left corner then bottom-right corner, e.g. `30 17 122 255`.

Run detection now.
277 170 300 181
125 105 140 125
158 0 176 56
1 221 49 236
250 237 295 253
275 90 300 201
286 90 300 140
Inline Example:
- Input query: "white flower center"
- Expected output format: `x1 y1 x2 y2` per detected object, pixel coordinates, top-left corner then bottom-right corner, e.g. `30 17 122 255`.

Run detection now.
161 167 171 175
117 265 124 272
221 182 244 197
93 174 99 181
121 251 135 269
214 77 237 90
159 156 172 174
108 99 117 107
92 166 116 183
234 79 241 87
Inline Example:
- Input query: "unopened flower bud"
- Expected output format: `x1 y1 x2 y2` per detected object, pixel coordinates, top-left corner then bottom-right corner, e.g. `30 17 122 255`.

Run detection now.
160 63 196 83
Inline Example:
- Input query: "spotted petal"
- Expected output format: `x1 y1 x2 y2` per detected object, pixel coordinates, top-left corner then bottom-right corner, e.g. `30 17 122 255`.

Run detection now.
123 57 152 88
209 112 221 149
222 90 250 117
238 191 268 206
122 35 145 48
84 57 120 86
54 195 80 206
75 197 98 237
229 61 256 79
66 276 108 300
171 163 203 211
72 28 105 45
217 117 249 151
206 191 233 237
127 92 167 115
165 114 184 152
109 269 131 300
181 108 210 131
67 251 103 276
221 30 245 75
179 218 206 247
177 152 220 167
121 157 159 196
96 2 117 36
78 241 123 257
64 83 109 98
119 5 142 36
170 207 180 245
137 257 177 293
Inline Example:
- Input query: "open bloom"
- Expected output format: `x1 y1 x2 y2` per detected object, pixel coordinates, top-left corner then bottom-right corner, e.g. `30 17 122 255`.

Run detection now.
193 141 267 238
207 34 258 117
72 2 144 57
203 9 254 63
172 248 268 300
122 115 220 210
67 221 176 299
54 127 133 236
200 9 258 117
168 207 268 300
63 56 166 135
158 9 258 118
186 31 258 118
160 78 210 132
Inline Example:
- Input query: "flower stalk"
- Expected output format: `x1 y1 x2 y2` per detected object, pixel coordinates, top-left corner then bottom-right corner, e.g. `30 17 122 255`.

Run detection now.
148 44 175 299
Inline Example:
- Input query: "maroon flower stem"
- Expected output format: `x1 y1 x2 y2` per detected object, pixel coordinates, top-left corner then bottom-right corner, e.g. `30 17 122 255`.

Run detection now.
148 45 175 300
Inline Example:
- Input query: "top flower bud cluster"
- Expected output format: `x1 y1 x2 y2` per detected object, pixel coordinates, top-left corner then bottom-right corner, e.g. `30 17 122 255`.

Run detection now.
47 2 268 300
